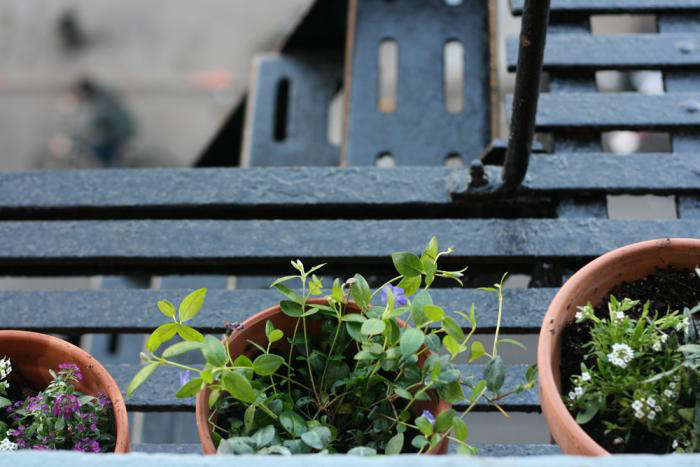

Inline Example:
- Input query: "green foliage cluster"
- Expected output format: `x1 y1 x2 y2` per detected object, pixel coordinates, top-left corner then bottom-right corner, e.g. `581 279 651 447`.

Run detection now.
129 237 535 455
568 294 699 452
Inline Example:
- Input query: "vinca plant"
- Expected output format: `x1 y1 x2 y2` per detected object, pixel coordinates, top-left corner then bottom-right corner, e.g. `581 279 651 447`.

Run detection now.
567 295 699 452
128 237 536 455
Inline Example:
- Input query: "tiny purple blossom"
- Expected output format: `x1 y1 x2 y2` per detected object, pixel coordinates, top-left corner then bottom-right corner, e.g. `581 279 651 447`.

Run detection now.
52 394 80 419
421 410 436 424
381 284 407 307
58 363 82 382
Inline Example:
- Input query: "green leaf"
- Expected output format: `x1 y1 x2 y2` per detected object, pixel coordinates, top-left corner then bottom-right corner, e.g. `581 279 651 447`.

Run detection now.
350 274 371 310
397 275 421 297
391 252 423 277
147 323 179 352
440 380 466 403
468 340 486 362
280 300 303 317
399 328 425 356
497 338 526 350
435 409 456 433
202 335 228 367
274 284 303 304
423 305 445 322
208 390 220 409
470 380 487 402
252 425 276 448
575 398 602 424
175 377 203 398
348 447 377 456
253 354 285 376
157 300 175 318
411 435 429 450
280 411 308 436
178 288 207 322
201 368 213 384
341 313 367 323
346 322 364 342
415 416 433 437
385 432 404 455
162 340 202 358
442 316 465 341
222 371 256 404
265 320 274 338
421 256 437 288
484 356 505 392
425 333 441 352
268 329 284 344
394 387 412 400
410 290 432 326
269 275 298 288
0 396 11 409
127 362 159 397
301 426 331 450
233 354 253 368
244 404 256 433
424 236 438 259
331 278 343 302
176 324 205 342
452 417 468 442
443 335 465 359
218 437 254 455
361 318 386 335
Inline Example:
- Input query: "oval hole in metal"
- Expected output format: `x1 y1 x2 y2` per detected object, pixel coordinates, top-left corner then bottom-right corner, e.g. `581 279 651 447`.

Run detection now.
375 151 396 168
378 39 398 113
327 81 343 147
444 40 464 113
444 152 464 167
273 78 290 142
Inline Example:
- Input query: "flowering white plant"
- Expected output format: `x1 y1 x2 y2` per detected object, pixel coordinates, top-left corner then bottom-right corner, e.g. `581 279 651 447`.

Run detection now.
567 296 694 452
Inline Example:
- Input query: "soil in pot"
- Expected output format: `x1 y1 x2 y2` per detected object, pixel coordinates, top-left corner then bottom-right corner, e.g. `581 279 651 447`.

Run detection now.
560 266 700 454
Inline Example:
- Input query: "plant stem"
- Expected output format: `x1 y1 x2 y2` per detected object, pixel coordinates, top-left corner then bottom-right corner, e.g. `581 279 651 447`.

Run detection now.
492 283 504 358
369 275 403 301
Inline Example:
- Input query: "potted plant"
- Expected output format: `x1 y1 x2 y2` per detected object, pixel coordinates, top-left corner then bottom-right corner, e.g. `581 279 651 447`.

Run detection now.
539 238 700 455
0 331 129 452
129 237 536 455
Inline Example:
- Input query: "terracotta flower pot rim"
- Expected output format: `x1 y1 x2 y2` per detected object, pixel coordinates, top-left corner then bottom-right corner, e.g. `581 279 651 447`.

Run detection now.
0 330 129 453
195 298 451 455
537 238 700 456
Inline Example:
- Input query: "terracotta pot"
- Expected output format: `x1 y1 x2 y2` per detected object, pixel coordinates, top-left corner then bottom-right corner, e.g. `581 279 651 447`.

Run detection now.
0 330 129 452
196 299 451 454
538 238 700 455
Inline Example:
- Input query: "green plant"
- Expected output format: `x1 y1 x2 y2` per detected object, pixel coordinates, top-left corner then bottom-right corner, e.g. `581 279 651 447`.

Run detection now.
567 296 696 452
129 237 535 455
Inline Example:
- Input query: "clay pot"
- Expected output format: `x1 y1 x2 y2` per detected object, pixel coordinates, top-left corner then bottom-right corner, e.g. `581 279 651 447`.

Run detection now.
195 299 451 454
0 330 129 452
538 238 700 455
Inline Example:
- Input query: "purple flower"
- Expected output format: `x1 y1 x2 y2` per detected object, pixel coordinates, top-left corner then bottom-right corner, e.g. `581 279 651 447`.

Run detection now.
97 393 111 410
381 284 407 307
421 410 435 424
225 322 245 336
58 363 83 382
52 394 80 419
74 439 100 453
32 445 49 450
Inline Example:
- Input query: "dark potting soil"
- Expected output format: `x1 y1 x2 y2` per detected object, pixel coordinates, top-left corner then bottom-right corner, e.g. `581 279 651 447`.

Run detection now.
559 267 700 454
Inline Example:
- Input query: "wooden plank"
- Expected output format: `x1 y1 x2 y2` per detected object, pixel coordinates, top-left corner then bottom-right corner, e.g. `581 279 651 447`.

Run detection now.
0 219 698 274
511 0 700 15
508 93 700 130
507 34 700 71
0 288 556 333
110 363 539 412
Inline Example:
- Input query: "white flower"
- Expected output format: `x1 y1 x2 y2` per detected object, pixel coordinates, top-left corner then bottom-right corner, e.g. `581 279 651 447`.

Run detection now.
634 410 645 419
676 317 690 332
615 311 625 321
660 333 668 343
607 343 634 368
652 341 661 351
575 311 583 320
580 372 591 382
0 357 11 380
669 382 676 390
664 389 673 398
646 397 657 408
672 440 679 449
574 386 584 397
631 400 643 411
568 391 577 400
613 437 624 445
0 438 17 451
647 410 656 420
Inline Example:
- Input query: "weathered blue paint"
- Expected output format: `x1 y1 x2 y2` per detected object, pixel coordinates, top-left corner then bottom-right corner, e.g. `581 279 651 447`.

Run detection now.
511 0 700 15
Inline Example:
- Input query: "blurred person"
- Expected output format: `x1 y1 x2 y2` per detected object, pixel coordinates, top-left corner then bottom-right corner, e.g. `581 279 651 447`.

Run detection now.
70 78 136 167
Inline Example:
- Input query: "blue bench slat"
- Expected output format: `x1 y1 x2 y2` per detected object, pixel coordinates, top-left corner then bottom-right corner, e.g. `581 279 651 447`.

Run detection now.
507 34 700 71
508 93 700 130
0 219 698 272
511 0 700 15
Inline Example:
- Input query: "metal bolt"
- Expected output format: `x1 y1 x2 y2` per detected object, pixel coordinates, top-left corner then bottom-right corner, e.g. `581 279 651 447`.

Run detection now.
676 40 696 54
469 160 488 188
682 101 700 114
